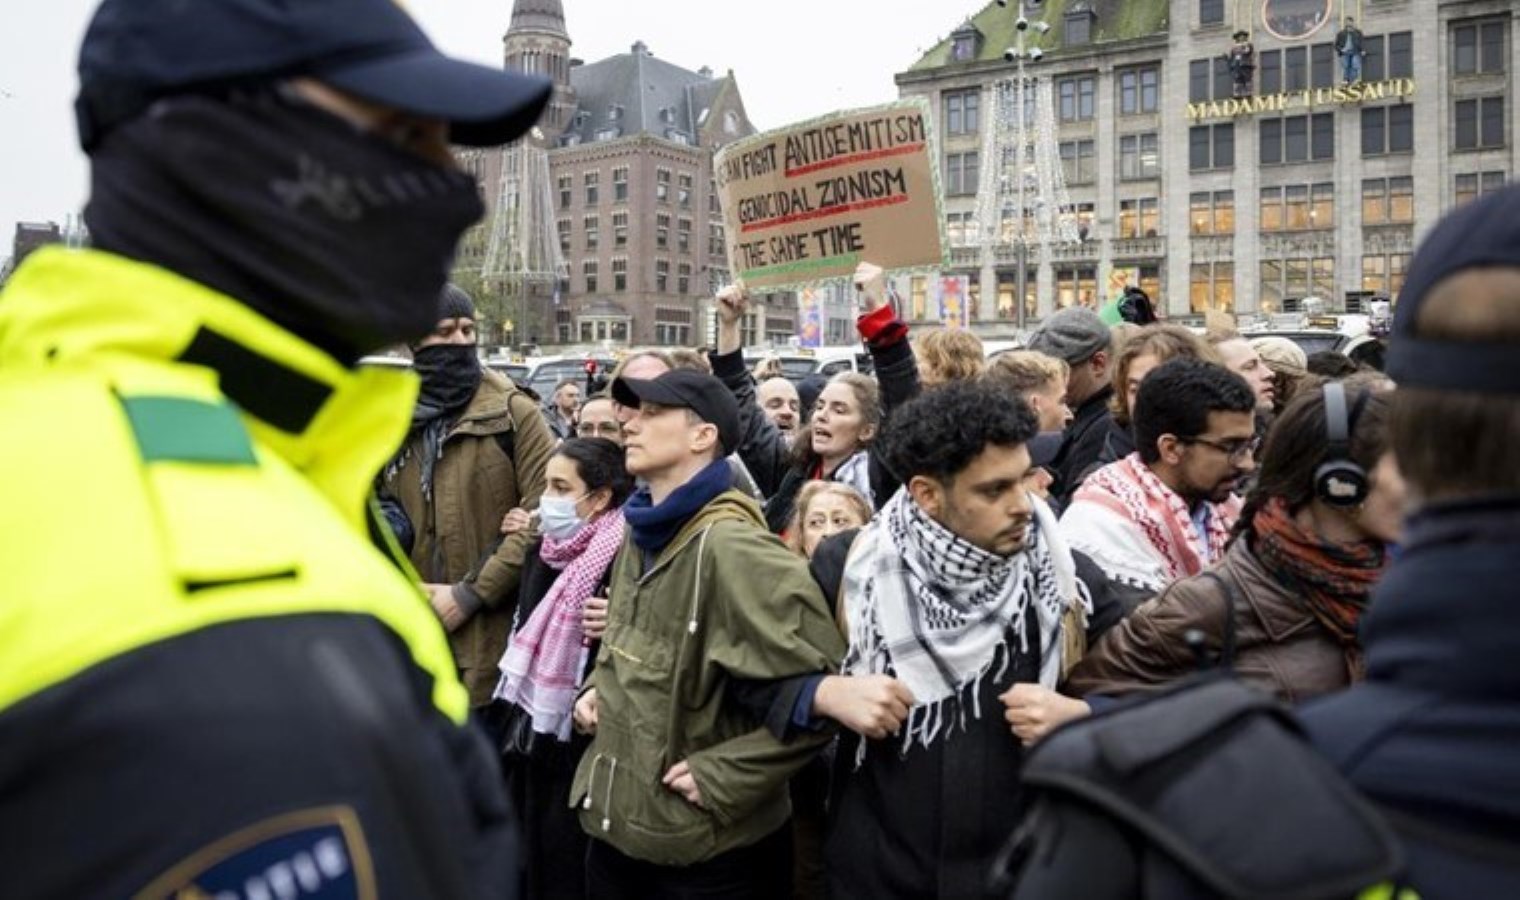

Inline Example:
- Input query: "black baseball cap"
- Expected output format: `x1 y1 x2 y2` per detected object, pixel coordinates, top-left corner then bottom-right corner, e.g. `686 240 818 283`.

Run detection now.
75 0 553 151
612 371 741 456
1386 184 1520 393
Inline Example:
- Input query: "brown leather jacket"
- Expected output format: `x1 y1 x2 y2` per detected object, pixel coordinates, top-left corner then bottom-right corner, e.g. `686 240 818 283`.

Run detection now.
1065 539 1354 703
384 370 554 706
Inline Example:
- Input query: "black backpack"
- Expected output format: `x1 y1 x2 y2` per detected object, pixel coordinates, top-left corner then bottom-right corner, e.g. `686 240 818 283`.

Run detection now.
990 581 1406 900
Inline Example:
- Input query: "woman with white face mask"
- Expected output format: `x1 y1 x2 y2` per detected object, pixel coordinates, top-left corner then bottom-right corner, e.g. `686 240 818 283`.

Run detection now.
490 437 632 900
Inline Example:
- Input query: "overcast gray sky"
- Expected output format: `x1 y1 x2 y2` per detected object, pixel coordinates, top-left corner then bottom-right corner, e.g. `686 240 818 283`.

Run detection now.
0 0 967 243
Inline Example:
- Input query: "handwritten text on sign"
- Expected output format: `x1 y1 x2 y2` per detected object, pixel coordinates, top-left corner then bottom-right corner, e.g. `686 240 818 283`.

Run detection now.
714 103 946 290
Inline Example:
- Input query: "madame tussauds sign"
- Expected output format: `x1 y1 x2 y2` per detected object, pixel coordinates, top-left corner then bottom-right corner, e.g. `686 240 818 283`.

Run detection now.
1187 77 1415 121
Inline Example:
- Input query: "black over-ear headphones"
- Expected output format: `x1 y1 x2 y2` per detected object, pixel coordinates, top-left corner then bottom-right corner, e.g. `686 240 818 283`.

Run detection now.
1314 381 1370 507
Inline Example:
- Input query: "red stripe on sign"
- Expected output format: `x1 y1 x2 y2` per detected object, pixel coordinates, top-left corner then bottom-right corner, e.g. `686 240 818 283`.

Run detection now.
739 194 911 233
783 143 926 177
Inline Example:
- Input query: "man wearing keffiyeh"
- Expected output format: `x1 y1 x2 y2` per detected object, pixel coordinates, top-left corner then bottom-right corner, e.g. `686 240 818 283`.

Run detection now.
814 380 1106 900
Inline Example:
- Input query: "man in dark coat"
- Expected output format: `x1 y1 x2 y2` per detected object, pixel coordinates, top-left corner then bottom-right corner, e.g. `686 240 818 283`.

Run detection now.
1027 307 1116 507
1335 17 1366 83
1301 185 1520 895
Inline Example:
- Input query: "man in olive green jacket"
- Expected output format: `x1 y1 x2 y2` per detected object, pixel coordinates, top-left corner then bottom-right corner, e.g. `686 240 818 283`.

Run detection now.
572 370 844 899
381 285 555 707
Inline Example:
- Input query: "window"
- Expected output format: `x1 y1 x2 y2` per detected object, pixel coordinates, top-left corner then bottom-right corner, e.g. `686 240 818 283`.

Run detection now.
947 211 979 246
613 211 629 247
1200 0 1224 25
945 152 979 195
1455 171 1508 207
677 218 692 254
1361 105 1414 156
1455 97 1506 150
1190 191 1235 235
656 168 671 203
1311 43 1334 89
1363 177 1414 224
709 180 721 214
1189 123 1235 171
1119 67 1160 115
678 263 692 294
945 89 980 136
1363 32 1414 81
678 174 693 208
584 171 599 205
1261 184 1333 231
1058 75 1096 122
578 318 630 343
1065 10 1093 46
558 175 572 209
952 34 979 61
1190 262 1234 313
655 259 670 292
1262 113 1334 164
613 166 629 202
1070 202 1096 242
709 223 725 257
1261 50 1282 94
656 214 670 250
996 270 1037 319
1119 133 1160 179
655 308 693 346
1310 183 1334 229
1118 198 1160 239
1262 255 1335 305
583 215 599 251
1454 21 1506 75
1361 253 1410 296
612 258 627 292
1285 47 1308 91
1060 140 1096 184
1055 267 1099 310
1189 57 1234 103
583 260 598 293
557 218 571 253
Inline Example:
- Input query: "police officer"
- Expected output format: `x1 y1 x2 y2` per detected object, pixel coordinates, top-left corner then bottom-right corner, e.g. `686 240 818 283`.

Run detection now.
0 0 551 896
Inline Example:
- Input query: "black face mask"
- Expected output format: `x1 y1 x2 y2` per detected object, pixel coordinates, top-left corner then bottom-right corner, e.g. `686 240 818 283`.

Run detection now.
411 343 482 422
84 89 486 363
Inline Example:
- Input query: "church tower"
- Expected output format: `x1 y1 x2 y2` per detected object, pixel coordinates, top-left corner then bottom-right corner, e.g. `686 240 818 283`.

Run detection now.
504 0 576 139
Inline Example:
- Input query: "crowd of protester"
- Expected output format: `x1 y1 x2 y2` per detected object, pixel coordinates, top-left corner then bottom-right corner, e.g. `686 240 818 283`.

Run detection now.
5 1 1518 896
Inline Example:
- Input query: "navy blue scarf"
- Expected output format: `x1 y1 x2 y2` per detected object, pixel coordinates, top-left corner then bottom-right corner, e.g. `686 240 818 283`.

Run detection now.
624 459 734 554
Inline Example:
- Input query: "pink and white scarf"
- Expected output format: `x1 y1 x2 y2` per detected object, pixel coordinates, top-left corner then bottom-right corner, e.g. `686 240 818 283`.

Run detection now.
494 508 625 741
1076 453 1239 583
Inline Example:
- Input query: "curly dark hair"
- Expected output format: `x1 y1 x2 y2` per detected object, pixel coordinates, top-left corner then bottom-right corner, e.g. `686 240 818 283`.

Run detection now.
1133 358 1256 465
876 379 1038 484
554 438 635 507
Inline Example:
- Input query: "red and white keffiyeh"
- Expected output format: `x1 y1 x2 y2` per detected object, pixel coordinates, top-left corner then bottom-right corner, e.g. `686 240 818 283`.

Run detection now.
494 508 625 741
1065 453 1240 591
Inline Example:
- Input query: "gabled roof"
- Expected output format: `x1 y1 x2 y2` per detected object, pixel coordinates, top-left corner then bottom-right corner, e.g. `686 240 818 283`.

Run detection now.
560 45 723 147
910 0 1168 72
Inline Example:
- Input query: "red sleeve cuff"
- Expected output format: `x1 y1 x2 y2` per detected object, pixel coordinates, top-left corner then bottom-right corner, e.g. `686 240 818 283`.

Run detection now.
857 304 907 346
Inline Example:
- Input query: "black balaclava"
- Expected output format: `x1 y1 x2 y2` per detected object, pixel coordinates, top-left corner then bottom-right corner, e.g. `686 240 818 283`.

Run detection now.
84 88 485 364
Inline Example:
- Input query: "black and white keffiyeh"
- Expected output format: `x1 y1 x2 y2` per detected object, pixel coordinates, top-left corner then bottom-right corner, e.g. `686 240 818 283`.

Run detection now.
842 488 1085 756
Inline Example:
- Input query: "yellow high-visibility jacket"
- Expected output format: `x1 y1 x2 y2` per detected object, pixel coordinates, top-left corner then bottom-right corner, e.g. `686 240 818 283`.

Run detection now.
0 248 510 898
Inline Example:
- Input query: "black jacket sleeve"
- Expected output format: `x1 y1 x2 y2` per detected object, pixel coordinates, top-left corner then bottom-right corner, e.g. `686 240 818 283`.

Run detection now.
864 338 920 510
710 348 791 498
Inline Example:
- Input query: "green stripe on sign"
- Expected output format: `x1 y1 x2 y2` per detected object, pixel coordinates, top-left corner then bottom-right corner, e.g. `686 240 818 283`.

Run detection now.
740 252 860 281
120 396 257 466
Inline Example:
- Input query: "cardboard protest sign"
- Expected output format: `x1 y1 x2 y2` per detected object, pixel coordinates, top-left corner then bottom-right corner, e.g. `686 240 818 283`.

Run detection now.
714 100 947 291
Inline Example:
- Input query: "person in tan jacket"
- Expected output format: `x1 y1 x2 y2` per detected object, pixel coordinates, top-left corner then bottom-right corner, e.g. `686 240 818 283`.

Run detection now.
1067 378 1404 703
381 284 555 707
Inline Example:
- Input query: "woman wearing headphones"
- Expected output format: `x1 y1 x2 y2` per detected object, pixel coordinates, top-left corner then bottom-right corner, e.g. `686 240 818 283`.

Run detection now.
1066 377 1405 702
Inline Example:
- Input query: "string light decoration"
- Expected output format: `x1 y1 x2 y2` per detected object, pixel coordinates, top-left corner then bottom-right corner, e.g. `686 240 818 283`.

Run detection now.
481 138 568 345
975 34 1080 325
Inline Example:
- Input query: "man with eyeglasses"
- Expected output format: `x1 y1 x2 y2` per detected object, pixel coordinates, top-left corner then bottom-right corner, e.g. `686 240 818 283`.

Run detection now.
576 395 625 445
1060 358 1258 595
